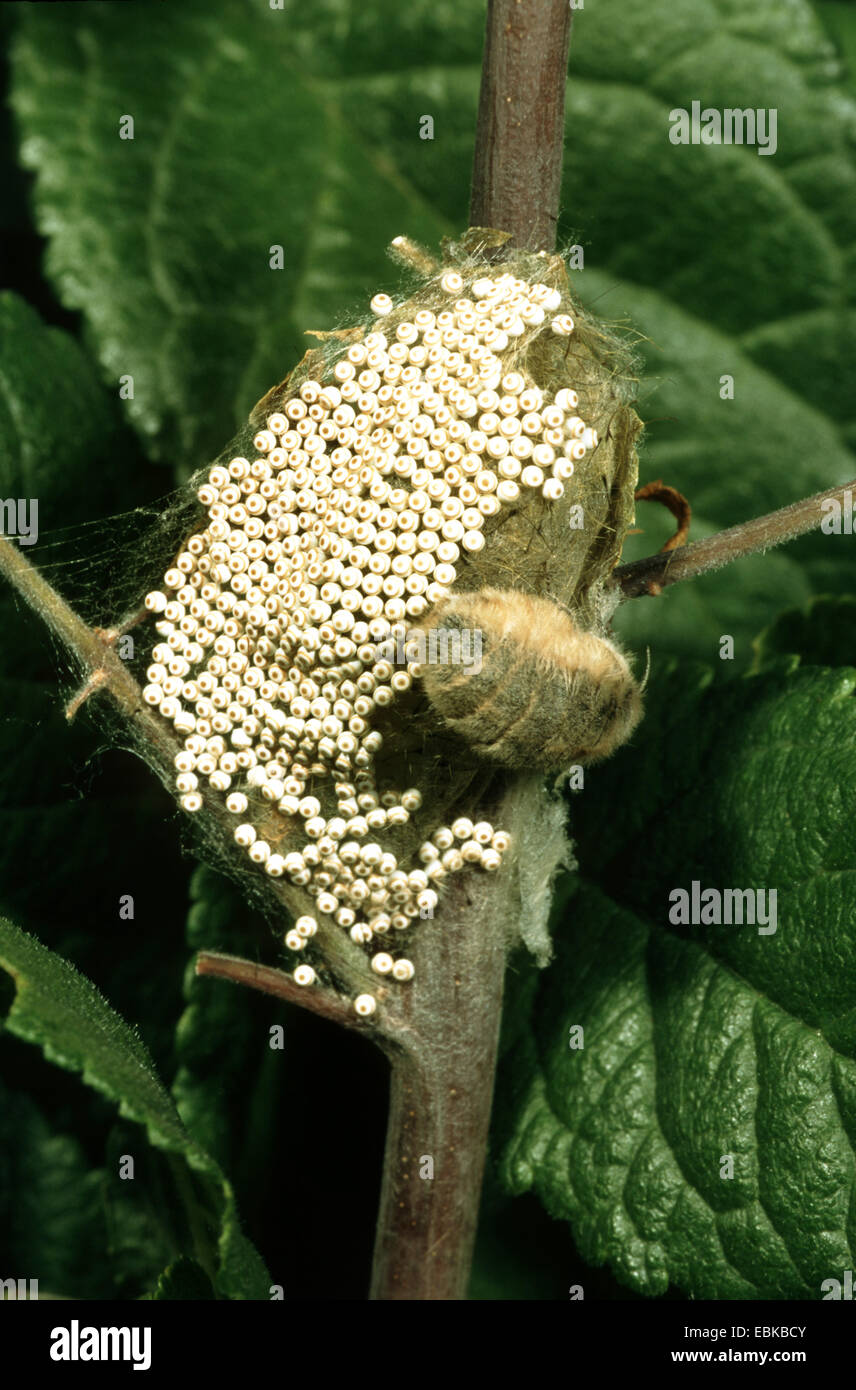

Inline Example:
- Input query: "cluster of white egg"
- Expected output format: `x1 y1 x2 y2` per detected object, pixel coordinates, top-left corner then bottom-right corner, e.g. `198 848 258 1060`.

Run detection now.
143 266 595 1014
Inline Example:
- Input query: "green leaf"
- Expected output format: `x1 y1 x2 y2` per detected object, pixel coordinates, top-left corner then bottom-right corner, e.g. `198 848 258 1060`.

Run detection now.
751 593 856 672
600 271 856 666
173 865 281 1182
0 291 137 609
0 915 270 1299
9 0 449 474
0 292 193 1081
0 1077 109 1299
496 661 856 1298
552 0 856 656
816 3 856 96
151 1256 215 1301
563 3 856 336
468 1162 603 1300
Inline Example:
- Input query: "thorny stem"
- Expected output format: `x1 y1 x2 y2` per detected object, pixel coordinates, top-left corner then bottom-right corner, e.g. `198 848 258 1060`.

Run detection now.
469 0 573 251
615 478 856 599
0 534 180 762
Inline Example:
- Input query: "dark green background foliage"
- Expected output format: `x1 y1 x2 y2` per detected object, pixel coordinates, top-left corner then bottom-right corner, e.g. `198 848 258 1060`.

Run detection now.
0 0 855 1299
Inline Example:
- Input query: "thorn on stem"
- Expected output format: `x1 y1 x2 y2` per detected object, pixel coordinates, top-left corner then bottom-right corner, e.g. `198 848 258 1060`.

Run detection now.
65 621 134 720
65 668 109 721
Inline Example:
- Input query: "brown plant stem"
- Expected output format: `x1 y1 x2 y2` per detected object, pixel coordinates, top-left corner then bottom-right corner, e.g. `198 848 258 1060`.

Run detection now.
195 951 393 1035
356 0 575 1305
369 796 510 1300
614 478 856 600
469 0 573 251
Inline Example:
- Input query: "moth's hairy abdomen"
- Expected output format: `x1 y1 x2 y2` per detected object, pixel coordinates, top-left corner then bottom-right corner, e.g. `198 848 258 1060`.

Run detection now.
421 588 642 771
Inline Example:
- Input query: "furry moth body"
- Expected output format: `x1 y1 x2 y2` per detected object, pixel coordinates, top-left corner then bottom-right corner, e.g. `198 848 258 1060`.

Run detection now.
421 588 642 771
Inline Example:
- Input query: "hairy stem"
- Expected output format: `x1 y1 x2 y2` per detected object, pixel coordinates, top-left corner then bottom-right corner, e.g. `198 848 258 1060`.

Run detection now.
469 0 573 250
360 0 575 1304
369 793 510 1300
195 950 393 1035
614 479 856 599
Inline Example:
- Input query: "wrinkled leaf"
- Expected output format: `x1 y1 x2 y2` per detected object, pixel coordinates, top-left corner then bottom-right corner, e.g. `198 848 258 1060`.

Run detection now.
496 660 856 1298
0 915 270 1299
10 0 449 473
751 592 856 672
